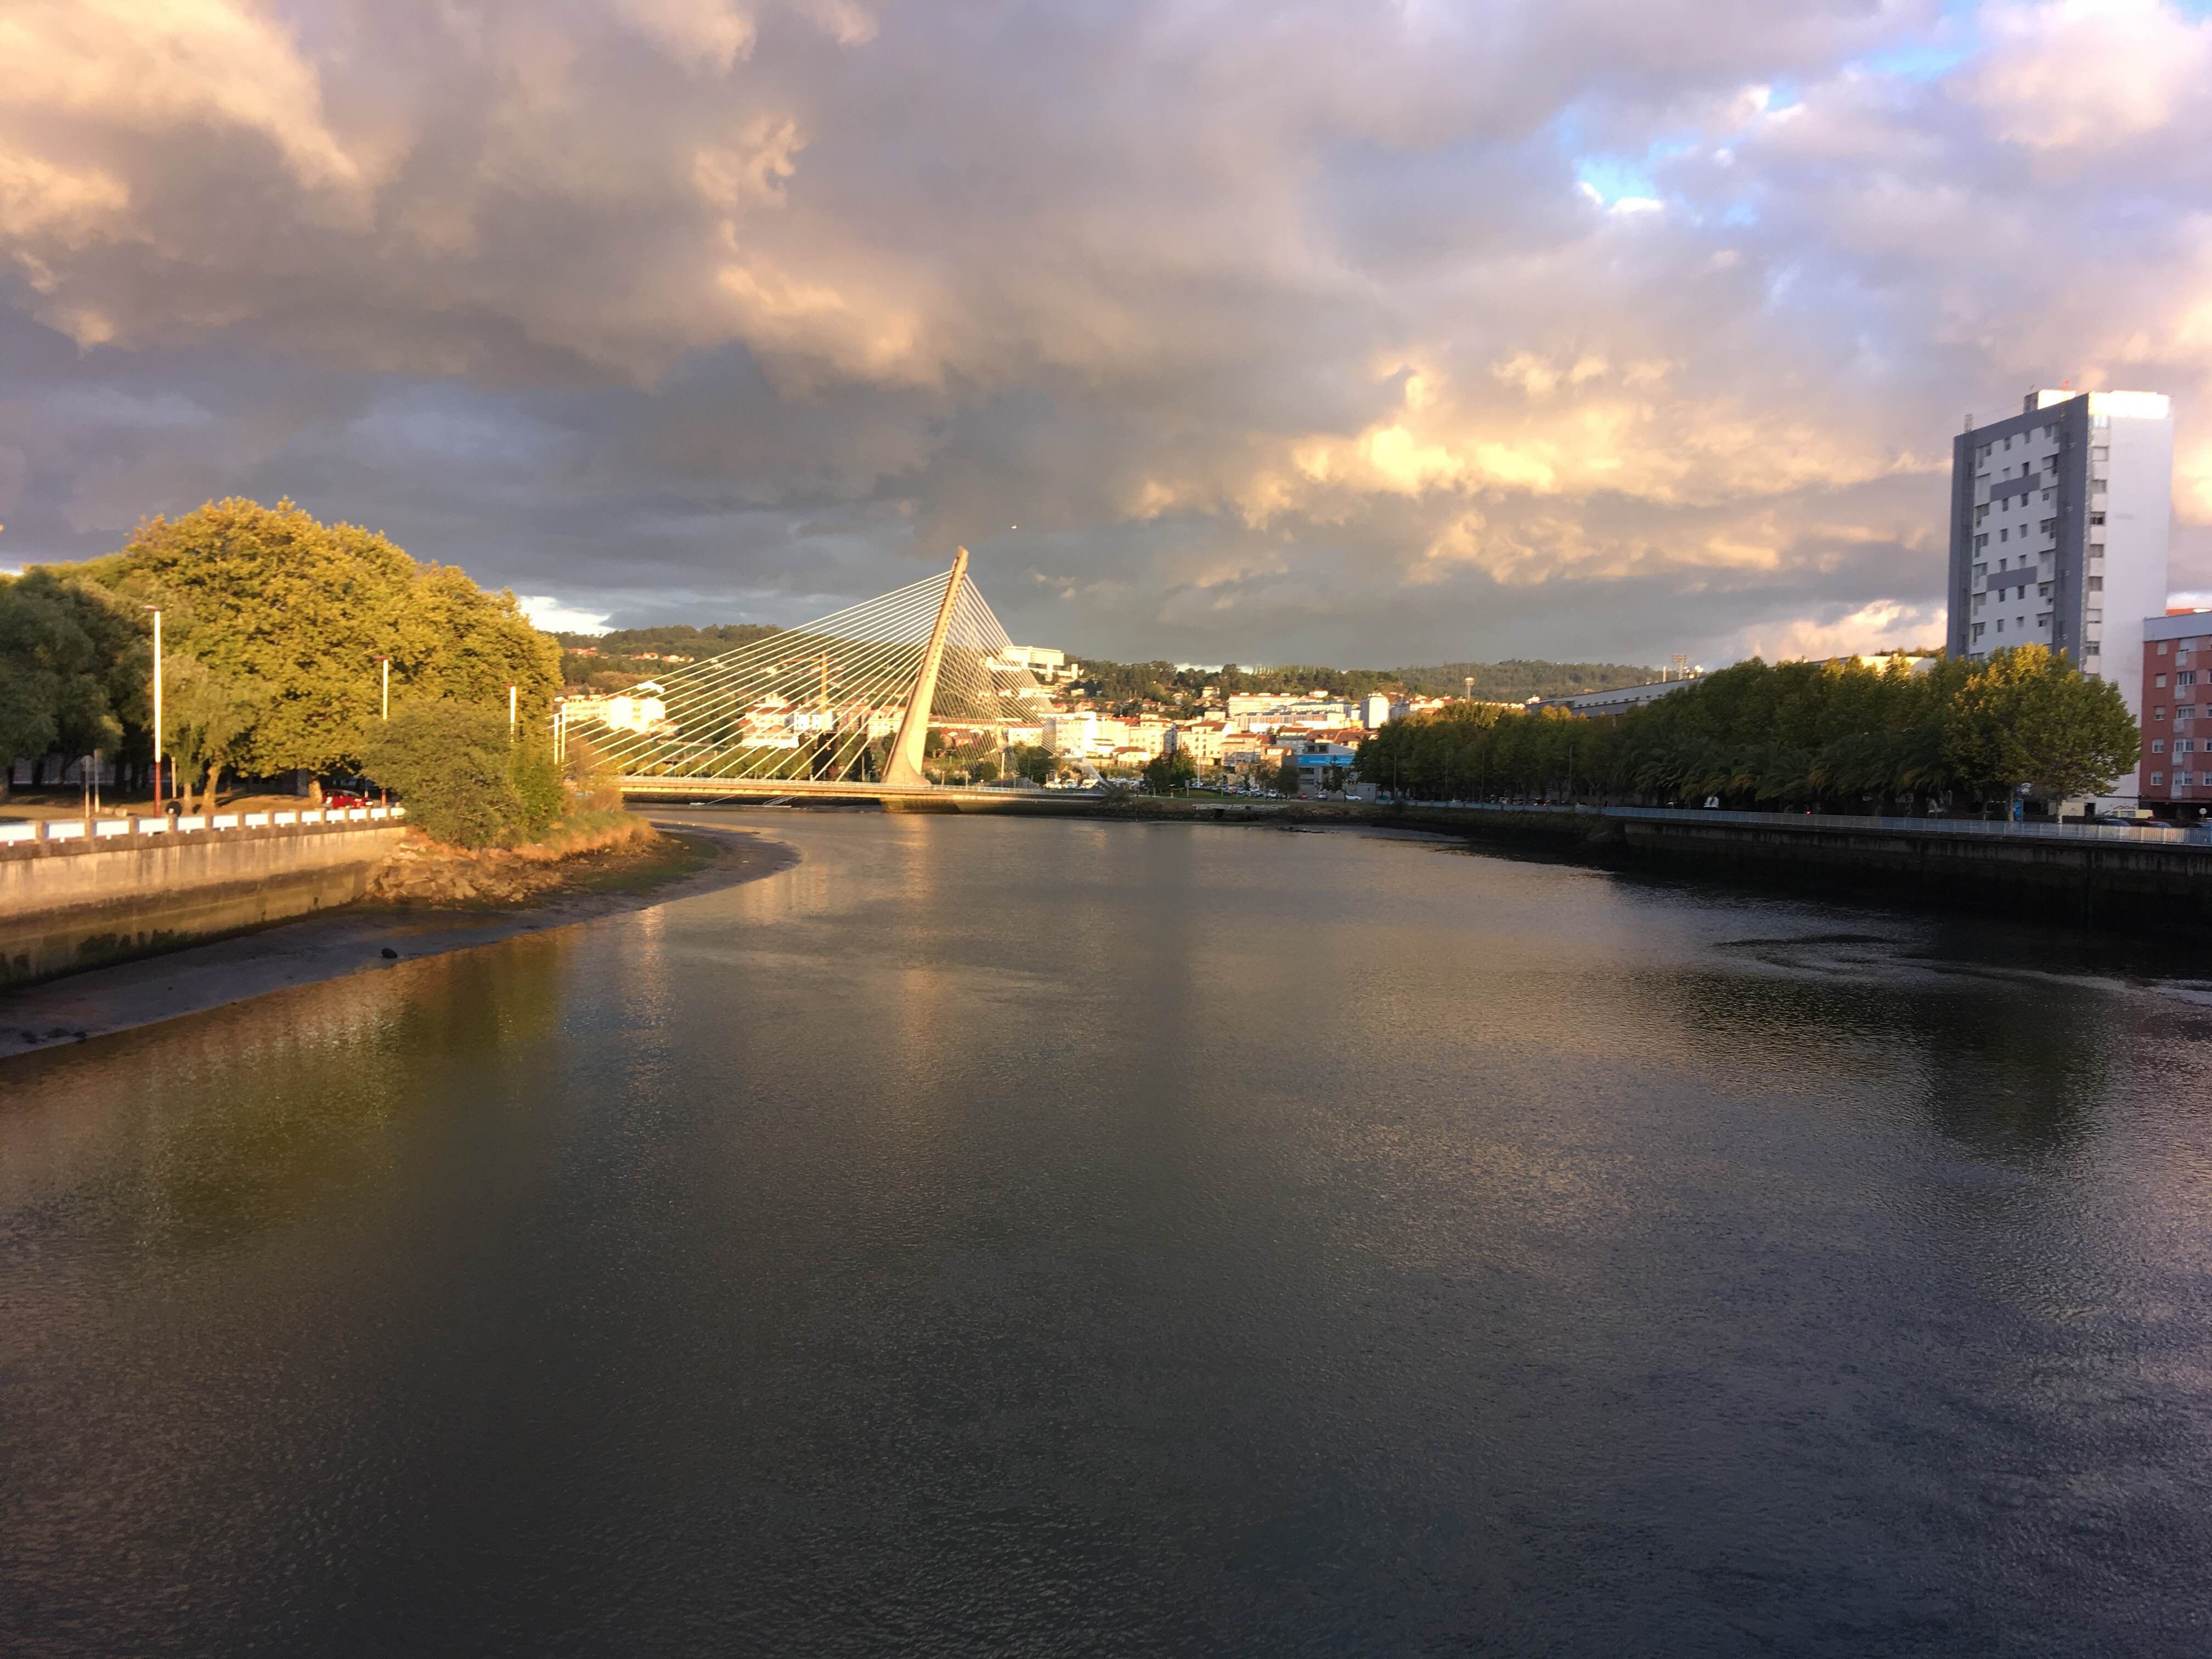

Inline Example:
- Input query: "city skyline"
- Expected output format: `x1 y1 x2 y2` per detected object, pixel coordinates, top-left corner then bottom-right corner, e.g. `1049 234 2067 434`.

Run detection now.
4 1 2211 670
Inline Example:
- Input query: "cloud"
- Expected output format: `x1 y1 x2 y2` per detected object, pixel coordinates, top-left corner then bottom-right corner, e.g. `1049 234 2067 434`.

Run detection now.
0 0 2208 671
517 595 614 634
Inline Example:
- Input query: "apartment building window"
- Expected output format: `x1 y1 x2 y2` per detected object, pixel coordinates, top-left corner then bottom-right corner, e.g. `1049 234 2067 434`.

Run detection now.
2179 740 2197 755
2037 613 2052 628
2154 707 2168 721
1996 619 2005 634
2038 583 2052 599
2152 772 2165 787
2090 512 2107 527
1975 506 1989 524
1974 534 1988 551
2180 672 2199 688
1971 623 1985 641
1999 528 2008 542
2158 641 2171 655
2039 518 2056 535
2153 740 2165 754
2181 707 2199 720
2156 673 2169 688
2092 447 2108 461
2087 576 2103 592
1972 594 1985 612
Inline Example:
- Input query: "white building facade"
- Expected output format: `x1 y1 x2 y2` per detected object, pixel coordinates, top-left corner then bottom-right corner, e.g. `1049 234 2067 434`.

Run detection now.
1948 391 2172 768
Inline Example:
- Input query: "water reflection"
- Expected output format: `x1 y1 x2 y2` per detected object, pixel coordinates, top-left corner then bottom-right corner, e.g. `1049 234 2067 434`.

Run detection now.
3 815 2209 1657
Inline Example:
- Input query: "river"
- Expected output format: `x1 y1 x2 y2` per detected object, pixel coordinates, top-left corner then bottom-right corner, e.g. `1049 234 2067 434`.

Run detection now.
4 813 2210 1656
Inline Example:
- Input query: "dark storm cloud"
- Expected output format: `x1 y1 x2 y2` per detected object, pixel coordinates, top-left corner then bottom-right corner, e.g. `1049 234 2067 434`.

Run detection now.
2 0 2207 664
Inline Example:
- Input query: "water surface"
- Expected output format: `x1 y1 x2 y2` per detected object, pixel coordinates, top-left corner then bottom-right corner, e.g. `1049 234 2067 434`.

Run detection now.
4 814 2210 1656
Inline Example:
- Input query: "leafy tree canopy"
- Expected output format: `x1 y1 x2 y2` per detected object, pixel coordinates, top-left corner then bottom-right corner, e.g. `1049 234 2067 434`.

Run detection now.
52 498 559 778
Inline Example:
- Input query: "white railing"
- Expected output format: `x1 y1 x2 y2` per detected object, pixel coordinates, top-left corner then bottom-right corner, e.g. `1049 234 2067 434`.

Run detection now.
0 805 404 847
1401 798 2210 847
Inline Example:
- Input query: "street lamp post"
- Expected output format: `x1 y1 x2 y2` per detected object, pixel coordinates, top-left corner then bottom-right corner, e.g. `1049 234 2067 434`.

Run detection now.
372 656 390 806
144 605 163 814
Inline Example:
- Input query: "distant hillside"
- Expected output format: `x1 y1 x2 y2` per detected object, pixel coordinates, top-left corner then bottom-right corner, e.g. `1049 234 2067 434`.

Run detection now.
554 623 781 654
1390 660 1662 701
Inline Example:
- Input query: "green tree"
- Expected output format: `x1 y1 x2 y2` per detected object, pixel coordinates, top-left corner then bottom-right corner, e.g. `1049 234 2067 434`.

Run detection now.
1143 749 1197 793
165 654 269 813
0 569 149 794
1009 744 1057 785
362 702 524 848
70 498 558 780
1945 645 2138 809
1275 755 1303 795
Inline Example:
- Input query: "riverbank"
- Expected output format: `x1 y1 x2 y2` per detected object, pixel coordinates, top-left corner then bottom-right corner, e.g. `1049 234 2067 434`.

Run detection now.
0 823 796 1061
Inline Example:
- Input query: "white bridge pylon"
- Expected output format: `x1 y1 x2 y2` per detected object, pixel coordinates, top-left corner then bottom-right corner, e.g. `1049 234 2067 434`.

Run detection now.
565 549 1056 788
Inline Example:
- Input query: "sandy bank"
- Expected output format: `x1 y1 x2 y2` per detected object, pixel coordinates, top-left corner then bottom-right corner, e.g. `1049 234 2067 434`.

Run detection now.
0 823 797 1063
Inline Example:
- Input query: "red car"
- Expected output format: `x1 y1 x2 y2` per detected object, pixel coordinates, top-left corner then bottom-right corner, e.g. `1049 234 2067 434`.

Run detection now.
323 790 371 809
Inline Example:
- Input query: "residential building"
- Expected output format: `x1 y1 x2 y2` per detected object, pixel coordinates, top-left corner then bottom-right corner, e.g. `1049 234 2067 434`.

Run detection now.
1553 678 1699 718
1168 720 1230 764
1361 692 1394 729
1224 694 1359 731
2138 610 2212 815
563 680 674 735
1947 391 2172 781
994 644 1077 684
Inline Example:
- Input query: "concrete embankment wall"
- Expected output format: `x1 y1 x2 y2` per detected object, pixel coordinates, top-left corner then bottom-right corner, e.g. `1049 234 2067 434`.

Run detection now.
1001 797 2212 927
1 823 406 985
1604 816 2212 927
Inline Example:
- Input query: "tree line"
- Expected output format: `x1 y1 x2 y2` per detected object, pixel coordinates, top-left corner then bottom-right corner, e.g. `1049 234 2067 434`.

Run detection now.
2 498 560 814
1355 649 2139 815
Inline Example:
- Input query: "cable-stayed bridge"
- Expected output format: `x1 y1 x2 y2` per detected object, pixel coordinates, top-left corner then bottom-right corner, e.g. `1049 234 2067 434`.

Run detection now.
565 550 1077 805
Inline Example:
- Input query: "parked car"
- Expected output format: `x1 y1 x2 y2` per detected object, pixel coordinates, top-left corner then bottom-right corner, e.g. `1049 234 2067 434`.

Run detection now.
323 790 371 809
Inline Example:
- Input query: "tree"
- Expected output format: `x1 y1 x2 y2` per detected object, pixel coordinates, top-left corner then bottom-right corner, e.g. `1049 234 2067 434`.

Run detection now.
1945 645 2138 808
1143 749 1197 793
362 702 524 848
0 570 149 794
1275 756 1303 795
1009 744 1057 785
969 757 1001 782
71 498 560 780
165 654 268 813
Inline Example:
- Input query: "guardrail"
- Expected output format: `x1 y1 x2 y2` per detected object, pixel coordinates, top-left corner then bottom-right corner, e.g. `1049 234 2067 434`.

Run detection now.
1403 799 2212 847
0 804 404 847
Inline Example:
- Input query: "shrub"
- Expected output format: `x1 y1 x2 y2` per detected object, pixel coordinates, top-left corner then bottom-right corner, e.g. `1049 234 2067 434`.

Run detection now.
363 702 523 847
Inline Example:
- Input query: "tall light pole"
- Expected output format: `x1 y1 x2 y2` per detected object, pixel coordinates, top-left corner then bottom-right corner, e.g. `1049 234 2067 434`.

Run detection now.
371 656 391 807
144 605 163 813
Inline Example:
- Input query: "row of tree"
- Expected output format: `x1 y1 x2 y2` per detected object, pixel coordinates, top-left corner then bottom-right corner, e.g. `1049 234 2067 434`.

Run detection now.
1355 648 2140 815
2 499 560 808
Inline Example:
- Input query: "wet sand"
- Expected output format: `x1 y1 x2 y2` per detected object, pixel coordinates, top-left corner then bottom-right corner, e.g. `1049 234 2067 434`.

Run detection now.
0 823 797 1062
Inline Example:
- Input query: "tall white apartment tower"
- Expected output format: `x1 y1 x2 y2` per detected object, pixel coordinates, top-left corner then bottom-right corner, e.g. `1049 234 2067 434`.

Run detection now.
1947 390 2173 758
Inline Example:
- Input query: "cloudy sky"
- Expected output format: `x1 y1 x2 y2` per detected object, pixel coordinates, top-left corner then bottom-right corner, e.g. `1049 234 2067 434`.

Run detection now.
3 0 2210 668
